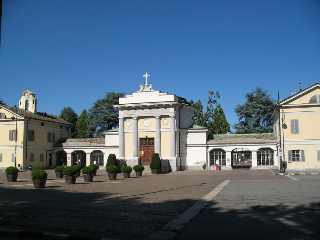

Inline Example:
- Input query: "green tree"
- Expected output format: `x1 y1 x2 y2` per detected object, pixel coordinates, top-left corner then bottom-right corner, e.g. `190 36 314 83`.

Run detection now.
87 92 125 138
0 98 5 105
75 109 88 138
212 104 230 134
204 91 220 133
190 99 206 127
59 107 78 138
233 86 275 134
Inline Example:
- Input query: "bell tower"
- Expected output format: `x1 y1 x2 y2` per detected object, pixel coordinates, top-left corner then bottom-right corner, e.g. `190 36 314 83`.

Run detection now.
19 89 37 113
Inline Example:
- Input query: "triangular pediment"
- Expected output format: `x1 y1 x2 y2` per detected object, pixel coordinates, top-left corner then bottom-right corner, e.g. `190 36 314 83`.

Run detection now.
280 83 320 105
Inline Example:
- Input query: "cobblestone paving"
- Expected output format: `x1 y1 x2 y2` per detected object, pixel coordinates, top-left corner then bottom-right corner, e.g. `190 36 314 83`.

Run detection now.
0 169 288 239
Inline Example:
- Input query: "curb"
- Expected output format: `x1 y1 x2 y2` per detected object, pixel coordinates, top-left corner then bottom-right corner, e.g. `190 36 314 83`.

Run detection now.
0 228 115 240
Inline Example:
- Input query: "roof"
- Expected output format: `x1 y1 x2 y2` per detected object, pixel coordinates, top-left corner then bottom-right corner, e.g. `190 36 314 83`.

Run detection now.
189 124 208 130
0 105 72 125
279 83 320 105
208 133 276 144
54 138 105 147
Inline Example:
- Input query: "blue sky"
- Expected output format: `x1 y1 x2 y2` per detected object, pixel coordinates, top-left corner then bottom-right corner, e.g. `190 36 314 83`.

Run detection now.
1 0 320 131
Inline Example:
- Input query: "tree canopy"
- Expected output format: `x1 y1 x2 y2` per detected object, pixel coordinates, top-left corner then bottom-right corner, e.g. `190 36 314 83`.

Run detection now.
59 107 78 138
75 109 88 138
87 92 125 138
233 86 276 134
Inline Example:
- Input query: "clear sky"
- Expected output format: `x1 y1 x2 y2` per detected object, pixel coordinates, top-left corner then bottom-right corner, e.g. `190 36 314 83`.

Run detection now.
1 0 319 131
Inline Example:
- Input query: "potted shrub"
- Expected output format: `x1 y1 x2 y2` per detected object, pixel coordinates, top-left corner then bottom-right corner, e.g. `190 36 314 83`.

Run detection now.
150 153 161 174
89 164 98 175
63 166 78 184
82 166 95 182
121 166 132 178
73 165 82 176
106 154 117 167
54 166 64 178
31 169 47 188
106 165 118 180
133 165 145 177
5 166 19 182
32 165 44 171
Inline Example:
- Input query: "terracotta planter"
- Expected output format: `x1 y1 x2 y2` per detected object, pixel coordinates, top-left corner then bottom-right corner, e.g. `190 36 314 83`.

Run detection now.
83 174 94 182
55 171 63 178
108 172 117 180
32 178 46 188
135 171 143 177
123 172 131 178
6 173 18 182
65 175 77 184
151 169 160 174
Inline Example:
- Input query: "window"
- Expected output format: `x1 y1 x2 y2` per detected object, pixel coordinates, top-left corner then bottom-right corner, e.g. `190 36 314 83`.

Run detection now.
30 153 34 162
40 153 44 162
47 132 55 143
288 150 305 162
290 119 299 134
309 95 320 103
28 130 35 141
0 113 6 119
0 153 2 162
41 123 44 126
258 148 274 165
210 149 226 166
9 130 17 141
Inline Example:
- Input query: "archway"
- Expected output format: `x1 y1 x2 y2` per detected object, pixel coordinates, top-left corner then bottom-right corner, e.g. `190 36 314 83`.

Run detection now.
231 148 252 169
72 151 86 167
56 151 67 166
210 149 226 168
91 150 104 166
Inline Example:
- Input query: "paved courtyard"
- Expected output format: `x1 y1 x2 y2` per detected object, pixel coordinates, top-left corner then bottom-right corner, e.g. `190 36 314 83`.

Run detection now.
0 169 319 239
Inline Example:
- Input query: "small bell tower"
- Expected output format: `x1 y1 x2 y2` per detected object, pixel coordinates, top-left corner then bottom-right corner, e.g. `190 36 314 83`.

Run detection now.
19 89 37 113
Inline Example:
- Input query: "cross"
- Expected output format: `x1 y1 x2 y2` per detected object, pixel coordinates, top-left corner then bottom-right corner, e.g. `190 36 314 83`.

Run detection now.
143 72 150 85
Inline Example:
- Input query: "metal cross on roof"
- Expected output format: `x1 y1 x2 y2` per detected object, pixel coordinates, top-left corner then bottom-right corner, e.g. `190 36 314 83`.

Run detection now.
143 72 150 85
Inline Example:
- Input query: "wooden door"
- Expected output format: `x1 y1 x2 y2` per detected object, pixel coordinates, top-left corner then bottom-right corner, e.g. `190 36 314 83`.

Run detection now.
140 138 154 166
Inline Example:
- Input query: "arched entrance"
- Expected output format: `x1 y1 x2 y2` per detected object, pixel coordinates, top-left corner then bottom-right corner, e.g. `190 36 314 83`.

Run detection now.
91 151 104 166
232 148 252 169
56 151 67 166
210 149 226 169
72 151 86 167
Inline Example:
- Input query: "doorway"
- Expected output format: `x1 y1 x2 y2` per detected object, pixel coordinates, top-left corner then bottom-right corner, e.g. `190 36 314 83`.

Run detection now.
140 138 154 166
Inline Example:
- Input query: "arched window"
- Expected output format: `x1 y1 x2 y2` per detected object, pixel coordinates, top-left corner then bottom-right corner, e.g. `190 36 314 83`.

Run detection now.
210 149 226 166
91 151 104 166
309 95 320 103
258 148 274 165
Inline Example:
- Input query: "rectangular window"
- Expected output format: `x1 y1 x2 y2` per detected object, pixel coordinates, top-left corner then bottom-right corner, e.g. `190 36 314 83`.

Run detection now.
288 150 305 162
28 130 35 141
47 132 55 143
9 130 17 141
30 153 34 162
290 119 299 134
40 153 44 162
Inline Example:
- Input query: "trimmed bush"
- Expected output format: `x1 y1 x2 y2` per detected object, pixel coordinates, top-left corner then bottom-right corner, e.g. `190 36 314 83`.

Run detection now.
82 166 95 175
5 166 19 174
121 166 132 173
55 166 64 172
31 169 47 179
63 166 78 176
106 165 118 173
89 164 98 170
106 154 117 167
73 165 82 172
32 166 44 171
133 165 145 172
150 153 161 169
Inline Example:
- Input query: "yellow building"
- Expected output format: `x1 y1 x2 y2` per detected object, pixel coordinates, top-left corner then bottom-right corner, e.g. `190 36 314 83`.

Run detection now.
273 83 320 171
0 90 72 170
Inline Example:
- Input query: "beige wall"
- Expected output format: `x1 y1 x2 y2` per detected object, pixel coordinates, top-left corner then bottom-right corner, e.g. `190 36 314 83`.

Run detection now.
124 132 133 157
160 131 170 157
289 89 320 104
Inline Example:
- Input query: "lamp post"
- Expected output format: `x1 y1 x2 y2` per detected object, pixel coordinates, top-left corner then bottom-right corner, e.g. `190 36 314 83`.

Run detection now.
11 116 17 168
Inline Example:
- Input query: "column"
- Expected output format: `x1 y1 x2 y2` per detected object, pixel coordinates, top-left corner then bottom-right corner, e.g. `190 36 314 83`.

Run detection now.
86 153 90 166
67 153 72 166
155 116 161 155
170 115 176 158
119 117 124 158
252 150 258 169
133 117 138 157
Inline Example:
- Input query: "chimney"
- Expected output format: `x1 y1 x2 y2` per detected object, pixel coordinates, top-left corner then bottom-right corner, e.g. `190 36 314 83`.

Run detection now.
299 83 302 92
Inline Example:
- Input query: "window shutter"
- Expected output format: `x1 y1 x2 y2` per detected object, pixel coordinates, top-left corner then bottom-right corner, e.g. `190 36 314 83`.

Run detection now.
317 150 320 162
0 153 2 162
290 120 294 134
301 150 305 162
12 153 15 162
9 130 12 141
288 150 292 162
295 120 299 134
53 133 55 143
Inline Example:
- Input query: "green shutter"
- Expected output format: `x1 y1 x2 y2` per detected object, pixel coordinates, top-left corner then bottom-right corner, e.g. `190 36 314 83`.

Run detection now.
301 150 305 161
9 130 12 141
288 150 292 162
0 153 2 162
